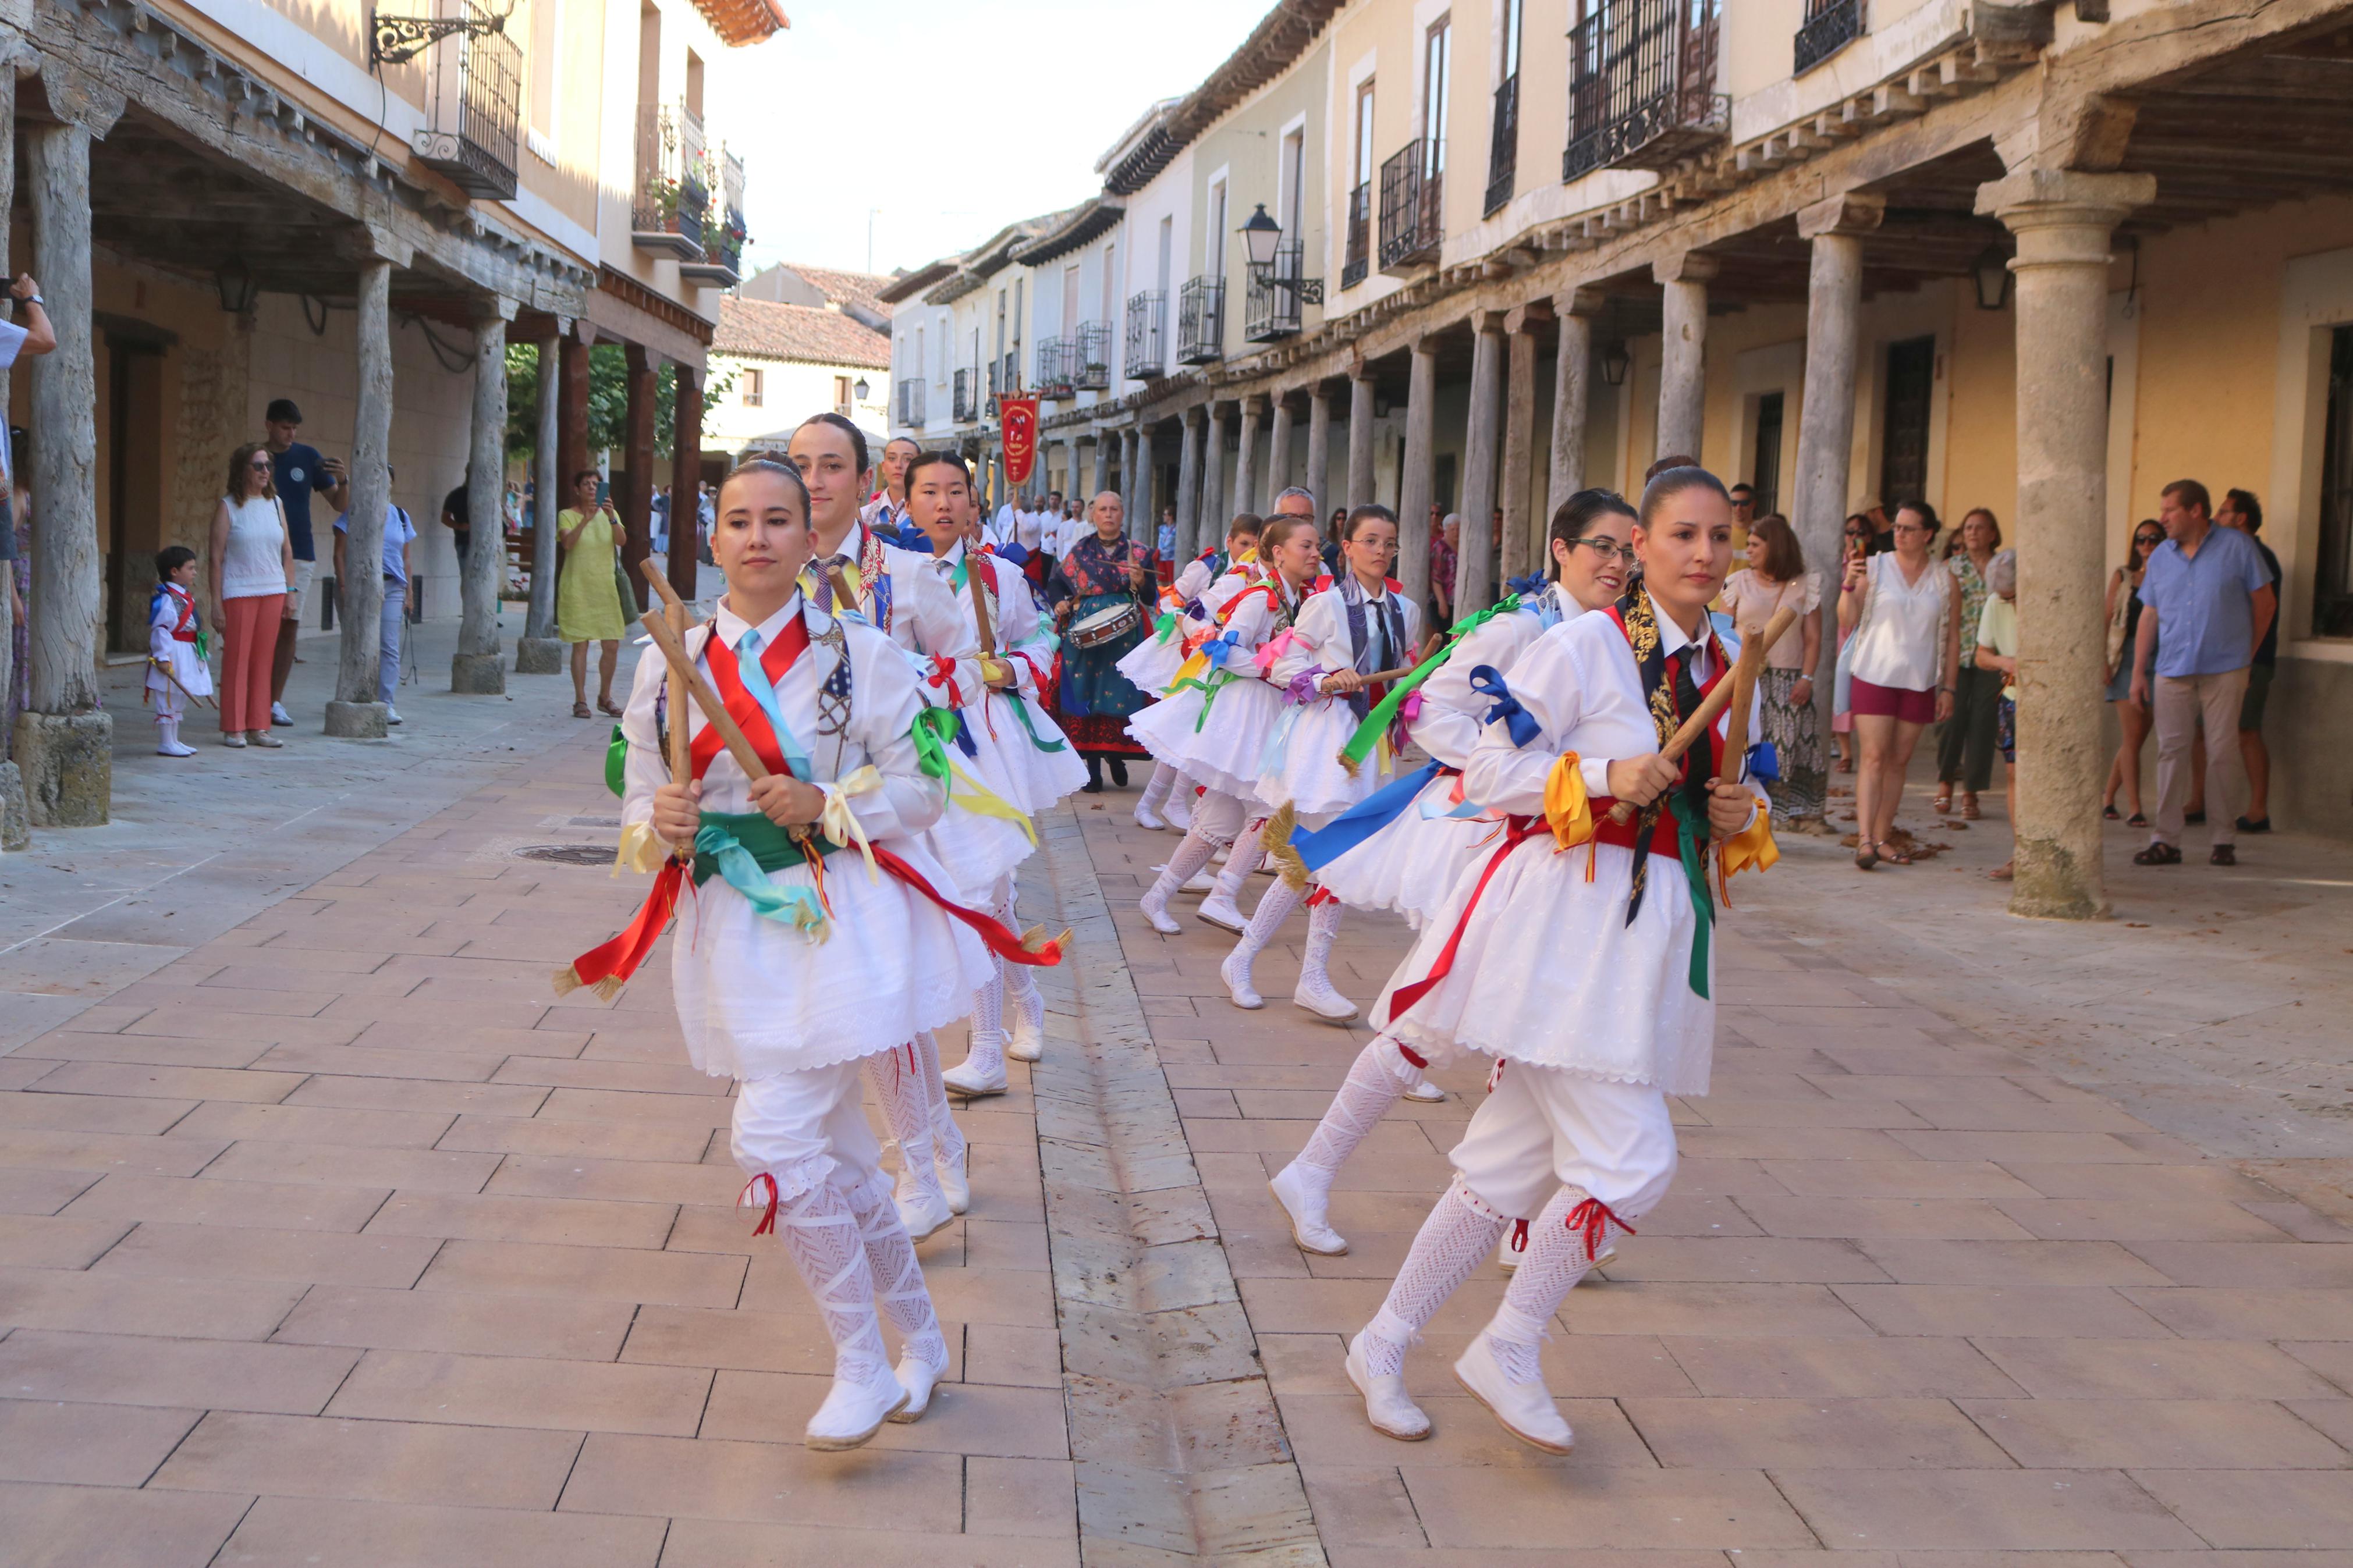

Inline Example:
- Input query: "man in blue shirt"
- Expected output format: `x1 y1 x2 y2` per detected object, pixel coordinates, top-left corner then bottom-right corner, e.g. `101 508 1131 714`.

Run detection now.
2217 488 2281 834
263 399 349 727
332 465 416 724
2130 478 2277 866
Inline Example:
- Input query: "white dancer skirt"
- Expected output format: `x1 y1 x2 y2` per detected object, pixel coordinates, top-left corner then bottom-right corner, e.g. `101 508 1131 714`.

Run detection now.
1314 776 1516 931
1125 675 1287 804
1116 628 1187 699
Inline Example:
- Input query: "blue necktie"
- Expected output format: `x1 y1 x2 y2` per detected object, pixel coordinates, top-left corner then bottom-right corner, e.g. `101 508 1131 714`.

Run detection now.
734 630 811 778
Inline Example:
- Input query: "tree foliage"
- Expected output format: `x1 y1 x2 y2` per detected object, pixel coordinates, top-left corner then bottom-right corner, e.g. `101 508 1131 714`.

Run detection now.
504 344 735 463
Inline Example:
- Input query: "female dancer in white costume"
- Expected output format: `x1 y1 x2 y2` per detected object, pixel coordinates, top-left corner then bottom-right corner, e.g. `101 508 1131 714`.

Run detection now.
1126 514 1264 833
1339 467 1771 1453
1269 490 1640 1255
1217 504 1422 1019
1129 514 1323 934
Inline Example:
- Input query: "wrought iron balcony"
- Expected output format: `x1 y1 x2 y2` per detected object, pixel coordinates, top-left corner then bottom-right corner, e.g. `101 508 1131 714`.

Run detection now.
1378 141 1443 273
1484 74 1518 217
402 0 520 199
680 147 747 286
1341 183 1371 291
897 377 926 428
1036 337 1074 399
1244 244 1307 343
1563 0 1726 184
1796 0 1865 74
1124 291 1166 381
1000 351 1018 401
1074 322 1113 390
631 101 709 259
1177 277 1225 364
953 368 978 424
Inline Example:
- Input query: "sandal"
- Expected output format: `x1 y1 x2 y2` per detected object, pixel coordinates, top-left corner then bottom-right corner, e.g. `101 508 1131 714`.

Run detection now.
1933 787 1953 814
2132 842 2182 866
598 697 623 718
573 701 591 719
1988 861 2014 881
1879 840 1914 866
1961 794 1981 820
2127 812 2148 828
1854 841 1880 872
2102 803 2120 821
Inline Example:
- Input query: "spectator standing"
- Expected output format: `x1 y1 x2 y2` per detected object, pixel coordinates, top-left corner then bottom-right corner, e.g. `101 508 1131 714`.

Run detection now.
2102 519 2166 825
0 278 55 745
556 468 629 719
1720 512 1825 827
1429 511 1459 625
1829 513 1875 773
441 482 470 586
1840 501 1958 869
261 399 348 726
1935 507 2004 819
650 485 670 557
1975 549 2021 881
331 464 417 724
207 442 297 748
2131 479 2276 866
1156 505 1177 561
1729 482 1756 563
1322 506 1347 577
2216 488 2279 833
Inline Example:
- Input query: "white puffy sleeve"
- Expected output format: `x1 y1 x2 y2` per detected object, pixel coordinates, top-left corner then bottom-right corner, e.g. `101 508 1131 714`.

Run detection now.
1461 622 1595 817
898 564 987 710
1268 588 1343 689
845 624 949 840
1411 613 1531 769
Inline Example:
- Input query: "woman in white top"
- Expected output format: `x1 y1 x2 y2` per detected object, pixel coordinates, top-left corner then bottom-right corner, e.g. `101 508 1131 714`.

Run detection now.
1837 500 1958 869
1718 512 1825 826
1219 504 1422 1021
206 442 297 748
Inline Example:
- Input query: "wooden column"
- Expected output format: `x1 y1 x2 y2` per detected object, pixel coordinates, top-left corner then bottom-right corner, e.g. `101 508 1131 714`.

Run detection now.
515 330 565 672
619 345 656 613
1655 253 1716 464
1397 337 1438 611
1199 406 1226 536
1173 408 1202 562
1090 431 1109 500
558 333 590 500
326 254 396 736
1230 393 1261 518
1499 301 1545 588
451 299 513 694
1346 365 1376 511
19 119 107 825
669 363 702 604
1304 383 1333 514
1456 310 1506 615
0 67 22 846
1266 394 1294 502
1548 287 1603 522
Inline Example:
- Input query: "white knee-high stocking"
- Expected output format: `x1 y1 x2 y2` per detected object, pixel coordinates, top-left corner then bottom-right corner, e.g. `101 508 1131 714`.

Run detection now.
1359 1176 1509 1377
1486 1187 1632 1384
1220 876 1304 1008
1290 1034 1420 1183
997 884 1046 1060
861 1048 952 1233
776 1180 892 1382
1140 826 1225 933
844 1178 949 1374
1207 815 1271 905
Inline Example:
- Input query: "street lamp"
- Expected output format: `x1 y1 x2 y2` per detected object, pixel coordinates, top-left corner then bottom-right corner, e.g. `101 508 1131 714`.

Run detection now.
214 254 259 315
853 376 871 401
1237 203 1324 305
1601 342 1631 386
1971 244 2013 311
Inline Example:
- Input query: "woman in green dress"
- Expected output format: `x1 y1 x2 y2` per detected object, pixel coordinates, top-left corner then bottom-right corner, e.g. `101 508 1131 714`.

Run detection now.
556 467 630 716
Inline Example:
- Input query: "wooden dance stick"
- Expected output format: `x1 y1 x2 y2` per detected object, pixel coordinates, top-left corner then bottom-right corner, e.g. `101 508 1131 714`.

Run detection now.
148 657 217 710
1603 605 1798 826
1714 606 1797 788
636 606 772 783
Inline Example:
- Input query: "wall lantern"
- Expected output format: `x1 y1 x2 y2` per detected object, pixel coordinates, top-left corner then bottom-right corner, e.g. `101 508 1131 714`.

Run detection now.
215 254 260 315
1601 342 1632 386
853 376 871 401
1971 244 2014 312
1240 203 1283 271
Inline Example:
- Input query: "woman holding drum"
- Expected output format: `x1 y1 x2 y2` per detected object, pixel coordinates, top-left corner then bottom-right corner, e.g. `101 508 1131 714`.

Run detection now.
1047 490 1160 792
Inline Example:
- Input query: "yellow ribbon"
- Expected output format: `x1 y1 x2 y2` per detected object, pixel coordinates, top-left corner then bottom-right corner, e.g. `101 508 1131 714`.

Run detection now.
613 820 670 876
818 765 886 882
1716 795 1779 900
947 759 1038 846
1544 751 1596 852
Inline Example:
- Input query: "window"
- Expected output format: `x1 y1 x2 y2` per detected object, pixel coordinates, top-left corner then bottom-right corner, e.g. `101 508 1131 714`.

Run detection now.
743 367 764 407
2316 325 2353 635
1749 391 1783 517
1062 264 1080 339
1280 126 1305 237
1208 181 1227 282
1354 80 1377 189
833 375 851 415
1486 0 1522 214
1422 17 1451 180
1880 337 1936 511
1157 214 1173 291
915 325 927 385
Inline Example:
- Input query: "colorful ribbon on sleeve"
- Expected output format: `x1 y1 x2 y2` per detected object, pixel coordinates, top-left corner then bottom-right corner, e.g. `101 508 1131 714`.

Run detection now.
1334 593 1524 776
1467 666 1541 748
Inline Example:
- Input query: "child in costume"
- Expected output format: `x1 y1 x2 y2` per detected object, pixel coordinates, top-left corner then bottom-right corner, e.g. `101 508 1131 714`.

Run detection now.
146 546 212 756
1126 513 1264 833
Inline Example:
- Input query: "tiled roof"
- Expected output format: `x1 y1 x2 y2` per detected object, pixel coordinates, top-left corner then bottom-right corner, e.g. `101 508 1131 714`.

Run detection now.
788 265 896 321
713 298 890 369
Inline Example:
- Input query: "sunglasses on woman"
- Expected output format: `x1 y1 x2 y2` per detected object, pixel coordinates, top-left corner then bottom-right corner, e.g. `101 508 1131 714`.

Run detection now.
2134 532 2163 548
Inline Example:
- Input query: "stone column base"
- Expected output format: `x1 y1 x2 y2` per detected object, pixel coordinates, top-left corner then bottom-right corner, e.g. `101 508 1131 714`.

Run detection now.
0 760 27 850
513 637 566 675
450 653 506 695
12 711 111 827
323 700 389 739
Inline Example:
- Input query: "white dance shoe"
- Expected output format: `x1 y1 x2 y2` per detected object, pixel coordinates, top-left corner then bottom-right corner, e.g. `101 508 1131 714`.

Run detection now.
1347 1332 1430 1441
942 1047 1009 1100
935 1136 971 1215
1197 891 1248 933
1134 801 1169 831
1269 1165 1347 1256
1453 1332 1574 1454
1180 868 1213 893
1401 1075 1447 1104
805 1364 909 1450
1220 947 1264 1009
1006 998 1045 1063
893 1175 954 1245
1140 880 1184 935
1291 973 1359 1023
888 1349 949 1424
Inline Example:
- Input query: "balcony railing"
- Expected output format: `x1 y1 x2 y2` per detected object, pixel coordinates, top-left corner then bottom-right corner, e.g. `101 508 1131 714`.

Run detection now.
403 0 520 199
1244 244 1305 343
1176 276 1225 364
1341 183 1371 290
1035 336 1074 399
1796 0 1865 74
1074 321 1113 389
999 352 1018 406
985 358 1002 405
1378 141 1442 273
953 368 978 424
897 378 926 428
680 147 747 285
631 101 709 259
1485 75 1519 216
1124 292 1166 380
1563 0 1726 183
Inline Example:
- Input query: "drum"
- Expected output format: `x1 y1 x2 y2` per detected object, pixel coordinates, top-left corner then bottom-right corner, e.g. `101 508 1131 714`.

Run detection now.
1068 600 1144 649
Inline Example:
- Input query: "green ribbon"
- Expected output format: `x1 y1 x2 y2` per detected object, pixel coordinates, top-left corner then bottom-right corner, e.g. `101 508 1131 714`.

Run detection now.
1152 609 1183 644
691 810 837 938
604 725 627 797
1336 593 1525 770
1670 797 1715 999
908 707 963 792
999 689 1068 752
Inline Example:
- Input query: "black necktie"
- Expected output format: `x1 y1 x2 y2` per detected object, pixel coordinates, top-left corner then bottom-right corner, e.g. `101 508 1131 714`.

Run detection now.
1671 650 1712 816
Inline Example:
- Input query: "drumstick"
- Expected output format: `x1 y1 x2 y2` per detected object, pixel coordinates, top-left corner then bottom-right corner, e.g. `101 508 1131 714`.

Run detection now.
637 607 771 782
1604 606 1797 826
663 598 693 859
1715 607 1797 789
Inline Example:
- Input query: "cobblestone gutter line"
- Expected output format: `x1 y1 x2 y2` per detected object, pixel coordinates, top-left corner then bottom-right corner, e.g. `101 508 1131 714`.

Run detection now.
1025 809 1328 1568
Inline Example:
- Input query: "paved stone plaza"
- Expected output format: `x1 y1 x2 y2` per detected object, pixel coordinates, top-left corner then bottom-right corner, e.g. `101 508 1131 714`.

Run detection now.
1 632 2350 1565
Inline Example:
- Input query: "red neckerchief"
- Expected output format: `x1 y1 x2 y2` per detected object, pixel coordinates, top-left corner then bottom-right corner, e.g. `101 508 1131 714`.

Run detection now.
693 613 812 780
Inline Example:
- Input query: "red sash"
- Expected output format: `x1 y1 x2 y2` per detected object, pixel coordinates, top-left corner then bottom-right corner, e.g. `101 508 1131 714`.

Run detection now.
693 616 811 779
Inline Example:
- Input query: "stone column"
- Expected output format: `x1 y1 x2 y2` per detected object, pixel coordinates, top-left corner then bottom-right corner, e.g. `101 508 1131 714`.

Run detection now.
16 120 106 826
1305 383 1333 514
1654 253 1716 464
1346 366 1376 510
1174 407 1202 561
452 300 514 694
326 256 396 738
1790 193 1883 765
1231 393 1261 518
669 365 703 604
1397 337 1439 611
620 345 656 613
1201 404 1227 535
0 70 23 845
1977 168 2154 920
1455 311 1507 615
1120 427 1140 530
1548 287 1602 522
1499 302 1545 587
516 331 565 673
1063 436 1083 510
1134 423 1157 543
1091 431 1110 500
1267 394 1295 503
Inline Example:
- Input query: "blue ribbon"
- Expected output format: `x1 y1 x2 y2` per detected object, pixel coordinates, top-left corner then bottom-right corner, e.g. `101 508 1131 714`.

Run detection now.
948 707 979 757
1467 665 1540 748
1747 739 1780 783
1199 632 1241 669
694 821 828 938
1504 571 1549 598
735 631 814 779
1294 759 1443 873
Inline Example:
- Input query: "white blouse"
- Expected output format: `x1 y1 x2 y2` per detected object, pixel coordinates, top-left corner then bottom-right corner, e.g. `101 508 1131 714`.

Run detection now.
218 494 290 601
1846 552 1951 692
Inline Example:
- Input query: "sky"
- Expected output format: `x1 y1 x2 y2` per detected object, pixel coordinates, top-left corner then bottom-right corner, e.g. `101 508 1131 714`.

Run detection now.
711 0 1283 282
